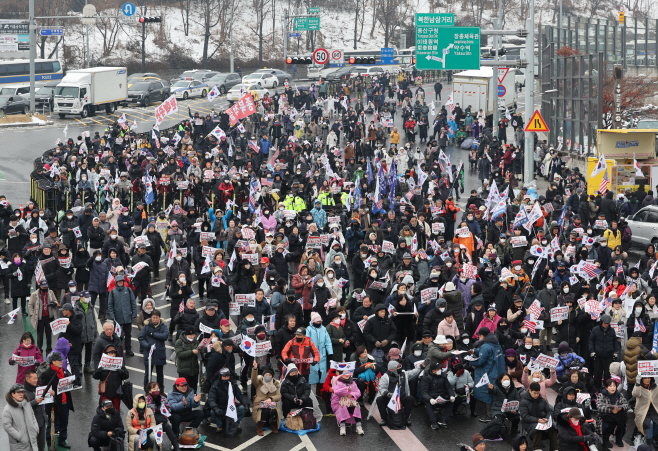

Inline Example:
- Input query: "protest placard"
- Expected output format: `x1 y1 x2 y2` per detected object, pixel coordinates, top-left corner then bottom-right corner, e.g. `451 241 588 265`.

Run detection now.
535 353 559 369
235 293 256 307
432 222 445 234
421 287 438 302
50 318 68 335
11 354 35 367
455 227 470 238
242 253 259 265
462 264 477 279
57 376 76 394
36 386 54 405
306 236 322 249
550 306 569 322
501 400 519 412
638 360 658 377
368 281 388 290
202 246 214 257
382 241 395 254
199 232 215 241
99 354 123 371
241 227 256 240
284 210 296 219
510 236 528 248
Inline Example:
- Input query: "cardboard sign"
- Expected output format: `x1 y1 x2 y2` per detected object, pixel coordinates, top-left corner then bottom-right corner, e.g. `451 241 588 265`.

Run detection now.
432 222 445 234
36 386 54 405
550 306 569 322
99 354 123 371
57 376 76 394
510 236 528 248
462 263 477 279
638 360 658 377
382 240 395 254
235 293 256 307
501 400 519 412
242 253 259 265
421 287 438 302
535 353 559 369
306 236 322 249
50 318 69 335
11 354 36 367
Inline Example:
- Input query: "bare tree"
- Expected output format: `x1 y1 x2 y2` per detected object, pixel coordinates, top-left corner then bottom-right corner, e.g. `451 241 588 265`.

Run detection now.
95 0 123 58
35 0 68 59
192 0 232 68
374 0 414 47
352 0 367 49
248 0 273 64
180 0 192 36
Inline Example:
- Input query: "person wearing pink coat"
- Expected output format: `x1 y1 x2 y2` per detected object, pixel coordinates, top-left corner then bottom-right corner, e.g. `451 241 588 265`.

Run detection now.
473 305 501 338
8 331 44 384
436 311 460 339
330 371 365 436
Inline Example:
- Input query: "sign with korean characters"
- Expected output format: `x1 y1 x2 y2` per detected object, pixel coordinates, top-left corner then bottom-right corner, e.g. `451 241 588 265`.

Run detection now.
415 23 480 71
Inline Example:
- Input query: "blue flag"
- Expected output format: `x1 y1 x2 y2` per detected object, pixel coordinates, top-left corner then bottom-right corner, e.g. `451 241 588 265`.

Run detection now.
378 163 388 199
144 173 154 205
557 205 567 231
365 158 373 184
249 175 258 214
353 175 363 209
653 320 658 353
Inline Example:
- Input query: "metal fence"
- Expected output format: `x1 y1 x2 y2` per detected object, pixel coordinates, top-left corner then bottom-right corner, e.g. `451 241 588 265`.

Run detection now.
540 39 603 156
544 17 658 69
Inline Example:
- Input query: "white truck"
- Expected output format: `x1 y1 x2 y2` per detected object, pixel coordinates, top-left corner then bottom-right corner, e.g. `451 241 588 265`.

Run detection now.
452 67 517 119
54 67 127 119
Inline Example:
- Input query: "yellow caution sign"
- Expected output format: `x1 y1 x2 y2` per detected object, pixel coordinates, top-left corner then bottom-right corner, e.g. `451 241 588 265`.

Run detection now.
619 11 624 23
525 110 549 132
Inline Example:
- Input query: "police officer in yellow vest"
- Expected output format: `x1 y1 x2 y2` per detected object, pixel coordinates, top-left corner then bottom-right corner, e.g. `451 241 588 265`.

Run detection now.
317 187 335 207
283 192 306 213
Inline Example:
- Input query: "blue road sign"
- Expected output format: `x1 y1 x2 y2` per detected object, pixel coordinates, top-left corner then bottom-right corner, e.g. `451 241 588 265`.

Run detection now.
289 32 301 38
498 85 506 97
39 28 64 36
122 2 136 16
381 47 394 64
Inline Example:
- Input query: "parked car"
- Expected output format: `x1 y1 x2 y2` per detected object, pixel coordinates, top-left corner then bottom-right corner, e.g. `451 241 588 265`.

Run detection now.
125 80 170 107
205 73 241 94
192 71 219 82
170 69 213 85
128 76 162 89
128 72 161 81
325 66 353 82
0 83 35 97
0 95 29 115
242 72 278 89
30 80 61 111
171 80 208 100
253 68 292 84
350 66 384 78
227 84 269 103
626 206 658 246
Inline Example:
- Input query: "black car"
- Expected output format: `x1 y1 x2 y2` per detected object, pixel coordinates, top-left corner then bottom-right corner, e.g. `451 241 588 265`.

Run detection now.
125 80 170 107
0 95 29 115
32 80 61 111
128 72 161 81
326 66 353 82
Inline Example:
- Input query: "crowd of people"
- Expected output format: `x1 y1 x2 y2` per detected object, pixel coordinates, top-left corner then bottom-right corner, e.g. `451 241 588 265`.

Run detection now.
1 70 656 451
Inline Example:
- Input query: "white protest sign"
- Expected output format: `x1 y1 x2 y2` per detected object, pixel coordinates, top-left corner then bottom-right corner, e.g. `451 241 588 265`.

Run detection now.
501 400 519 412
36 386 54 405
550 306 569 322
199 323 214 334
235 293 256 307
510 236 528 248
421 287 438 302
99 354 123 371
57 376 76 394
535 353 559 369
638 360 658 377
11 354 36 367
50 318 69 335
382 241 395 254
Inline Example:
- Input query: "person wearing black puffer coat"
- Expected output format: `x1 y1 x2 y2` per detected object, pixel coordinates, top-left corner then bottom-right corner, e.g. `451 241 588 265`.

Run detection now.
231 259 257 295
589 314 620 390
362 304 397 354
275 290 303 330
555 296 583 352
91 344 130 410
207 266 231 320
556 407 599 451
627 300 653 347
171 298 200 341
194 302 224 338
420 361 455 428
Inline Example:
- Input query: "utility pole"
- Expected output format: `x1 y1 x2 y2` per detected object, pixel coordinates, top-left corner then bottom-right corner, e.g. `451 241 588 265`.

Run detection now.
492 0 503 137
283 9 288 65
523 0 536 184
558 0 562 49
141 6 146 72
29 0 36 114
229 7 234 73
55 8 59 59
85 0 90 67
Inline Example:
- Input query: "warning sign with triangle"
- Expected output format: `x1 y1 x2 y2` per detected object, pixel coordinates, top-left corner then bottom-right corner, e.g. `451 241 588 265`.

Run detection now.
498 68 510 84
525 110 549 132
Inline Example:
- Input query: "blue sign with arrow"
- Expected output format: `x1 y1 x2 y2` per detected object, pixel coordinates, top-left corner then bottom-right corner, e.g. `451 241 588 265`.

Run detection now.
122 2 136 16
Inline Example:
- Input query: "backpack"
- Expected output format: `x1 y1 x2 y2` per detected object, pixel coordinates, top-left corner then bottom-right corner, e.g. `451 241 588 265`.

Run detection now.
480 415 504 439
37 360 50 381
300 407 317 430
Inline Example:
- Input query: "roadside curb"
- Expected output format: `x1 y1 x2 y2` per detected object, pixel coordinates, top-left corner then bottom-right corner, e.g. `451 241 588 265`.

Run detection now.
0 120 54 129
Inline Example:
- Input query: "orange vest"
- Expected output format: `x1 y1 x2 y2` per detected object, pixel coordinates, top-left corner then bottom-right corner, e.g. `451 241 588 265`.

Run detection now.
130 409 151 429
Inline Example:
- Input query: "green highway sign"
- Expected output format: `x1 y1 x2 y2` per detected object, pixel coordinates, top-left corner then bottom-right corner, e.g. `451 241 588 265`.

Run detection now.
308 7 320 13
294 16 320 31
415 26 480 70
415 13 455 26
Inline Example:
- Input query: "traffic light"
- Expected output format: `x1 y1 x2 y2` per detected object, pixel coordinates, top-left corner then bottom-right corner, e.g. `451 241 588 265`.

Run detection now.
286 56 312 64
412 57 416 65
350 56 376 64
139 17 161 23
489 46 507 56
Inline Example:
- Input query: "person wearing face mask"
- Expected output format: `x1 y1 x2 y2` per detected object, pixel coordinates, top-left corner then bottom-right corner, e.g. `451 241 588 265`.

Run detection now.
487 372 521 434
28 279 60 355
57 210 78 254
87 249 111 321
494 276 514 315
7 252 30 316
249 362 282 436
555 341 586 383
71 290 98 374
101 229 127 264
521 363 557 399
556 406 599 451
107 275 137 357
174 327 201 394
280 363 314 418
537 278 558 351
419 360 456 429
588 313 620 390
144 382 180 451
89 398 125 451
136 298 156 332
125 394 158 451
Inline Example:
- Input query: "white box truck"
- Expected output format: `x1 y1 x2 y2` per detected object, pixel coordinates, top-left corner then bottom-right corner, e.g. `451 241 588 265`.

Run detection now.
452 67 517 119
54 67 127 119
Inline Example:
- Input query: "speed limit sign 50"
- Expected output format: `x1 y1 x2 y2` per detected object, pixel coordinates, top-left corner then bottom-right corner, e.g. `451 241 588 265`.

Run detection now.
313 48 329 65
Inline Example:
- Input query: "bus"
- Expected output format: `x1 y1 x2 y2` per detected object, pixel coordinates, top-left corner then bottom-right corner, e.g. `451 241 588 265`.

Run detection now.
0 59 63 87
398 46 415 65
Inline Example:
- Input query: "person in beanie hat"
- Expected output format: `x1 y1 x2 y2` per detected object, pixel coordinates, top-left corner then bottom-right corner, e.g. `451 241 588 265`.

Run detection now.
281 328 320 378
279 363 313 417
251 362 281 436
555 341 586 382
39 351 74 449
472 433 486 450
589 312 619 390
471 326 505 423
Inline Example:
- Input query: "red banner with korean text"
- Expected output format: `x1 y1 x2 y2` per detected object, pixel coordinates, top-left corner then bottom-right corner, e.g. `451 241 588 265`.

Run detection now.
227 93 256 125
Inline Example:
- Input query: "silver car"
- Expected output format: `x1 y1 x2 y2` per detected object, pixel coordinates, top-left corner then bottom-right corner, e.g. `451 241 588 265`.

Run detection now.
626 206 658 246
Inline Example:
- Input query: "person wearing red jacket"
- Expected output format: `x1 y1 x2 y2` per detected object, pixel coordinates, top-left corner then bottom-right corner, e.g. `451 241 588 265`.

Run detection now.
281 327 320 377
